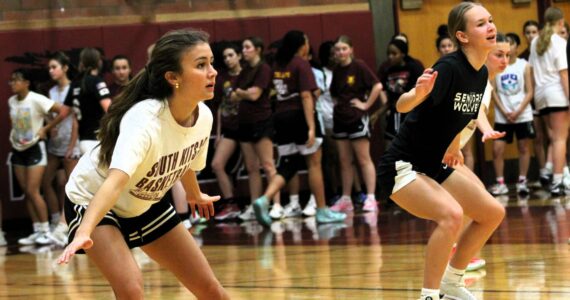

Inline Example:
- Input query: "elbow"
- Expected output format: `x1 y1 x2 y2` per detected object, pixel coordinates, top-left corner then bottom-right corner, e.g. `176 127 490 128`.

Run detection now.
396 103 409 113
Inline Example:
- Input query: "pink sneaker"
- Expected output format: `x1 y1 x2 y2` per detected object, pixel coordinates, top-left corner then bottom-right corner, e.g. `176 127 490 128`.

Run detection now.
362 196 378 212
330 196 353 212
215 204 241 221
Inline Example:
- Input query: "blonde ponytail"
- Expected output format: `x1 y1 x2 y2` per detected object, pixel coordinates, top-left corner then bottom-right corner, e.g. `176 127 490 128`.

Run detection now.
537 7 564 56
536 23 554 56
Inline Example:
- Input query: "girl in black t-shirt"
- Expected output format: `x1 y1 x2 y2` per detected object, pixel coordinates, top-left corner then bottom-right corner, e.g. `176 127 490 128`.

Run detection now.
252 30 346 226
230 37 280 220
62 48 112 155
377 3 505 300
212 43 242 221
329 35 383 213
379 38 423 141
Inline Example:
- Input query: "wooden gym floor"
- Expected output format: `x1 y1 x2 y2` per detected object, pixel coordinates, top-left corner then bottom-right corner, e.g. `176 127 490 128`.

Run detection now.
1 188 569 299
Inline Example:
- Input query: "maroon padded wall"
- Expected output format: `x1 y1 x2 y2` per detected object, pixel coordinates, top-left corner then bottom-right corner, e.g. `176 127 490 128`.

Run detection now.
0 10 375 220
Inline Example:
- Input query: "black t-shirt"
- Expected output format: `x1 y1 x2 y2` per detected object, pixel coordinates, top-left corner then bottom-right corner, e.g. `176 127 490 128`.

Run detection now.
64 73 111 140
380 58 424 109
381 50 488 176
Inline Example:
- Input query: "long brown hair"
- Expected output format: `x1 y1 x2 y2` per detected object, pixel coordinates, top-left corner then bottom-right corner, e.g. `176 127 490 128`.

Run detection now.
97 29 210 168
536 7 564 56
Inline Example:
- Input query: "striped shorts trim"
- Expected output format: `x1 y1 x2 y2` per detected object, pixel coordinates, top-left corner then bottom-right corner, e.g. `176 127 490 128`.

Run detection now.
64 197 180 252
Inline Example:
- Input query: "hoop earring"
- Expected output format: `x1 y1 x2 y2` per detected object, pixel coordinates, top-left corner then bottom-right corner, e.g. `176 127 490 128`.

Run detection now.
175 82 180 89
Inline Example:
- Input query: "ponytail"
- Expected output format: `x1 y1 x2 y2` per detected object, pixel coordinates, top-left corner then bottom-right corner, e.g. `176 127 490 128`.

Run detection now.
536 23 554 56
97 68 152 168
537 7 564 56
97 29 210 168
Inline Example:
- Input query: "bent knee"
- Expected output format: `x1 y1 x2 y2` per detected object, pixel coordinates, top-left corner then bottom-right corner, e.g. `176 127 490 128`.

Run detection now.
113 278 144 300
437 205 464 236
211 160 224 173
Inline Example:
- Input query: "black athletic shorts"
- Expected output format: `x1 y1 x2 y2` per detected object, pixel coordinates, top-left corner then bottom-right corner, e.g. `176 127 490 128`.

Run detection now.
333 115 370 140
221 127 240 141
11 141 47 167
237 117 274 143
494 122 536 143
65 196 180 253
377 158 454 201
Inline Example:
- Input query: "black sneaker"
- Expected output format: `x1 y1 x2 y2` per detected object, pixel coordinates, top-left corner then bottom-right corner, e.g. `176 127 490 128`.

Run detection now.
550 182 564 196
540 173 552 187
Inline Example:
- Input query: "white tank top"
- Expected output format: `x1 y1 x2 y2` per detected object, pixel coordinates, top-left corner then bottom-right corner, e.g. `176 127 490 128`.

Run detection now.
494 58 533 124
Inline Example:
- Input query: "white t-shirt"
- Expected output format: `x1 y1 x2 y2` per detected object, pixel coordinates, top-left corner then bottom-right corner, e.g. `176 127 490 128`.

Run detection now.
529 34 568 93
459 81 492 149
494 58 533 124
48 85 81 157
315 67 334 131
9 91 55 151
66 100 212 218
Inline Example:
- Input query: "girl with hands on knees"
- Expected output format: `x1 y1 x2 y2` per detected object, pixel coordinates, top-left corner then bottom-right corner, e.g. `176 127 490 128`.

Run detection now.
377 3 505 299
57 29 229 300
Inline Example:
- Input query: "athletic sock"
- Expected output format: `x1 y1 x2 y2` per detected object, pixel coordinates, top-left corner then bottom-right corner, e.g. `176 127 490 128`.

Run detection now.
442 264 465 284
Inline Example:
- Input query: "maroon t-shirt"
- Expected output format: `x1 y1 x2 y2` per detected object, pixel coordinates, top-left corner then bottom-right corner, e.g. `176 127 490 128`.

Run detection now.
330 59 379 124
273 56 318 114
108 82 125 100
233 62 272 124
214 70 239 130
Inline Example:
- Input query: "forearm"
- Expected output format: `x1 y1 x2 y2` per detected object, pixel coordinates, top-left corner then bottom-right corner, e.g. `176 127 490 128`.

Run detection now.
446 132 462 153
180 170 202 202
236 87 262 101
475 108 493 134
364 83 382 110
68 117 79 152
301 92 316 131
75 170 128 236
49 105 71 130
396 88 427 113
518 94 533 112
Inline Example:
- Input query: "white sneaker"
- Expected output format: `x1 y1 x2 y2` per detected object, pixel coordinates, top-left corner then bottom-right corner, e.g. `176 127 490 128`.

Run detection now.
35 232 53 245
269 204 284 219
46 228 68 247
18 232 40 245
302 195 317 216
516 181 530 195
563 173 570 191
489 183 508 196
283 202 302 218
362 196 378 212
441 279 477 300
0 231 6 247
239 205 256 221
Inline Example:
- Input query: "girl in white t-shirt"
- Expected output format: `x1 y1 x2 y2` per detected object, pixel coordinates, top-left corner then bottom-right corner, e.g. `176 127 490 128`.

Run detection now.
8 69 66 246
41 52 81 246
529 7 569 195
57 30 229 300
491 33 535 196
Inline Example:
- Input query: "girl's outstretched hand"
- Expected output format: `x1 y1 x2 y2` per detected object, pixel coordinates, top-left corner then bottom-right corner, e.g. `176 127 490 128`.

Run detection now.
415 69 438 100
57 234 93 264
188 193 221 220
482 130 506 142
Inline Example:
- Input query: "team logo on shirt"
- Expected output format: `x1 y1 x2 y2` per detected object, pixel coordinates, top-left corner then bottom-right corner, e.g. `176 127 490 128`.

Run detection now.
453 92 483 114
130 136 209 201
499 73 521 95
347 75 355 86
